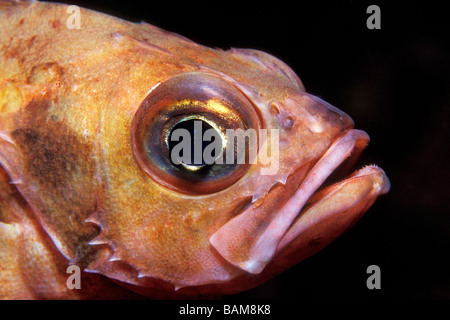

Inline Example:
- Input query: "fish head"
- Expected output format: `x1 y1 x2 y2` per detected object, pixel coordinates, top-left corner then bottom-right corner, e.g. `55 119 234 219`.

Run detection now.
0 2 389 298
84 47 389 296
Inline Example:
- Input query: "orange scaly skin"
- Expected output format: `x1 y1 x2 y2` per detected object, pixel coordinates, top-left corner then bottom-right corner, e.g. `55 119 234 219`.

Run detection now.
0 1 389 299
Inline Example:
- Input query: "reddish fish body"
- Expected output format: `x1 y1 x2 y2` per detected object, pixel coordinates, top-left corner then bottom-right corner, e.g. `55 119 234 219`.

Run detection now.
0 1 389 299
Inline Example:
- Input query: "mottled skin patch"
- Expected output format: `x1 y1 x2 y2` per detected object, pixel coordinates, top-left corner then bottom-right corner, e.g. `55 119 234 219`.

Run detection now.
11 119 100 267
10 101 99 263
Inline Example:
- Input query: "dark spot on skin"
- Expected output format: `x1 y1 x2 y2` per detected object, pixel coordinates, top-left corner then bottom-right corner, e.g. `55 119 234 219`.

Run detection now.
18 18 24 27
52 19 61 28
25 35 36 49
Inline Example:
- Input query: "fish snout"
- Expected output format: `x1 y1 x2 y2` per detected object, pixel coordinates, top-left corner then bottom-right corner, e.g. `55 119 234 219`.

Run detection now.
284 93 355 136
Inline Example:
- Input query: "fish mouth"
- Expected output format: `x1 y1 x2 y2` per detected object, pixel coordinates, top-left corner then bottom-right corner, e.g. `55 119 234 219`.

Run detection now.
210 129 390 274
274 129 390 251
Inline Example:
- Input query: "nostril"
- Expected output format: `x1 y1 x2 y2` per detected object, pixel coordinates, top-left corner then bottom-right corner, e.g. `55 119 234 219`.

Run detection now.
269 102 280 115
283 116 294 128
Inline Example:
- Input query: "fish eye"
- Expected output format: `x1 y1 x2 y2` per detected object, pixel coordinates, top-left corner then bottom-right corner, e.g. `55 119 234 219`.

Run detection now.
131 72 261 194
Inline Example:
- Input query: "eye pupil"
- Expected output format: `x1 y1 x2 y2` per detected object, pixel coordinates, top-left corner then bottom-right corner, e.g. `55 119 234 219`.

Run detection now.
168 118 222 172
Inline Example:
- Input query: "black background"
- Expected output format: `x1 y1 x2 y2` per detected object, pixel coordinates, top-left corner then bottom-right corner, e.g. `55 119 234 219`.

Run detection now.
44 0 449 299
